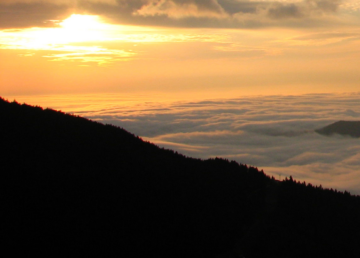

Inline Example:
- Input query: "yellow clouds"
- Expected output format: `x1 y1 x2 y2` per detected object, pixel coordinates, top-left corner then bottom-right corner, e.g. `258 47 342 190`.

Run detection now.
135 0 228 19
43 47 135 65
0 14 130 65
0 13 231 65
340 0 360 11
59 14 107 30
0 15 107 48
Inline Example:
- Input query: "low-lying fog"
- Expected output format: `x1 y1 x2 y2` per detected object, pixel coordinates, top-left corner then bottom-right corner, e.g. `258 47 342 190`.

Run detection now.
14 92 360 194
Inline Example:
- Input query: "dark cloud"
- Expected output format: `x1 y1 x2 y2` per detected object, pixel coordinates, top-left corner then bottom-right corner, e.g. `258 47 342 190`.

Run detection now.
87 0 345 27
0 0 346 29
0 2 72 28
266 0 342 20
135 0 226 17
217 0 259 14
267 3 304 19
307 0 341 12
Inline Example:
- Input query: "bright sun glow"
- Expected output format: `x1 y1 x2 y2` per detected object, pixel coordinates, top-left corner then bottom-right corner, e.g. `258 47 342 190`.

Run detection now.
56 14 108 43
0 14 133 64
0 14 110 50
0 14 218 65
60 14 107 30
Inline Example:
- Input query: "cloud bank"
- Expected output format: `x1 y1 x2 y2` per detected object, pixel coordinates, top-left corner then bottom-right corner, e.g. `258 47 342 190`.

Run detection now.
0 0 353 29
42 92 360 194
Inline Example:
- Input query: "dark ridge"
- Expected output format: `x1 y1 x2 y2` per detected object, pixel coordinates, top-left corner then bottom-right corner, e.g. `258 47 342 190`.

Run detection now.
316 120 360 138
2 97 360 258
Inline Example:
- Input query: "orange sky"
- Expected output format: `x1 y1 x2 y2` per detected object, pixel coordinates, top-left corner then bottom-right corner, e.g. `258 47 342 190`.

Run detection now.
1 0 360 100
2 1 360 193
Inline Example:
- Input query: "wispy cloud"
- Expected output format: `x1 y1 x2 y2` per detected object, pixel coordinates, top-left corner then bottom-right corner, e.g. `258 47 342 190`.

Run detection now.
43 47 135 64
0 17 230 64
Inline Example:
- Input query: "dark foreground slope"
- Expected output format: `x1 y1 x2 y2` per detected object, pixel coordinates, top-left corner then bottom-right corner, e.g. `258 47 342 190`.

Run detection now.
0 98 270 257
316 120 360 138
2 98 360 258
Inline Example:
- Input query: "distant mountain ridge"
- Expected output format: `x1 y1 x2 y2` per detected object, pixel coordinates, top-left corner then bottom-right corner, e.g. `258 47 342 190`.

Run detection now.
316 120 360 138
2 97 360 258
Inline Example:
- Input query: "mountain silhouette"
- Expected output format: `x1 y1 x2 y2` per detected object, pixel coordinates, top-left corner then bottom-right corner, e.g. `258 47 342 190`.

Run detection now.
2 97 360 258
316 120 360 138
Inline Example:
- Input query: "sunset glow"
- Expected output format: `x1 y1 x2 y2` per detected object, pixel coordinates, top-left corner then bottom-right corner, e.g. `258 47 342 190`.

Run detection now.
2 0 360 193
1 15 108 49
4 3 360 255
60 14 105 30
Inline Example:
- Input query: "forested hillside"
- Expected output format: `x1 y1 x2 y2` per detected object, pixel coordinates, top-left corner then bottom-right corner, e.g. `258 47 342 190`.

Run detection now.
316 120 360 138
2 97 360 258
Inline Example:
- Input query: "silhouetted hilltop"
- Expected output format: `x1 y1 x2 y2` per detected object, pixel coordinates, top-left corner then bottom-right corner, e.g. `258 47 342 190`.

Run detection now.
2 97 360 258
316 120 360 138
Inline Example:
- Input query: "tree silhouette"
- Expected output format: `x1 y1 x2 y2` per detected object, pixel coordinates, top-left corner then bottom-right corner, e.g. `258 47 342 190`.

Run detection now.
2 96 360 258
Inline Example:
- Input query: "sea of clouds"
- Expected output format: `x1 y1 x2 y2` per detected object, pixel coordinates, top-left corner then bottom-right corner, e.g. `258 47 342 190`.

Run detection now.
15 92 360 194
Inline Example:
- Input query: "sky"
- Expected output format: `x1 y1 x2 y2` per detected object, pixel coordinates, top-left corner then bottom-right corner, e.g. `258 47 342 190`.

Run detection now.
1 0 360 193
2 0 360 97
